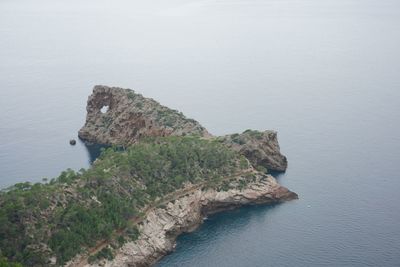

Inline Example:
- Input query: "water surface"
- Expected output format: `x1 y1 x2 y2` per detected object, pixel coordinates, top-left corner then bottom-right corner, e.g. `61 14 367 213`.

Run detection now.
1 0 399 266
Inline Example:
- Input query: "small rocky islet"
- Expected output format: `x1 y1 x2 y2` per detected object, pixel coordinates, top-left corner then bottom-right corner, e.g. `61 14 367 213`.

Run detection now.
0 85 297 267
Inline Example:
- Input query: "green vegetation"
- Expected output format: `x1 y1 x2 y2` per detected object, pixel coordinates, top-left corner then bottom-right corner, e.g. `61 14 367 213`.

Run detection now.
123 88 205 134
155 108 187 128
127 90 136 100
88 247 114 264
125 224 140 241
256 165 268 173
230 133 245 145
101 116 113 128
230 130 265 145
243 129 264 140
0 254 22 267
0 136 248 266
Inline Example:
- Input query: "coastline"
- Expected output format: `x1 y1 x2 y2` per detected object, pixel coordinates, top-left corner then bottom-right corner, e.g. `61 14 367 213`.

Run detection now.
73 174 297 267
0 86 297 266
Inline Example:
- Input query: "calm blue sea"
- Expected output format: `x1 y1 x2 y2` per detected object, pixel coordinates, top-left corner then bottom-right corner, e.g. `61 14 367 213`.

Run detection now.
1 0 399 266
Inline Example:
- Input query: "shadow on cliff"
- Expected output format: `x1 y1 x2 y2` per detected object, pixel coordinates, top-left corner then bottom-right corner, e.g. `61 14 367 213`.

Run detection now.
81 140 109 164
268 170 287 180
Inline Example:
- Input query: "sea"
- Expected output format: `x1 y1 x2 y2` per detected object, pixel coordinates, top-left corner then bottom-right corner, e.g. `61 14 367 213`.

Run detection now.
1 0 399 266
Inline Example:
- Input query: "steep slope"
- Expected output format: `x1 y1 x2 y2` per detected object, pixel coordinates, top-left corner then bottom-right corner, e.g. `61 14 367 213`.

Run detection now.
78 85 210 145
219 130 288 172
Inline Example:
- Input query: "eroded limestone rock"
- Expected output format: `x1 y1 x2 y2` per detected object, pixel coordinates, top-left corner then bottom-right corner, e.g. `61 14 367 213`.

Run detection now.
78 85 210 145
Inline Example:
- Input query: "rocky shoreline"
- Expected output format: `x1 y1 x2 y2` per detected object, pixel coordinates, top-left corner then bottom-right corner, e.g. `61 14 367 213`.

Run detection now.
77 174 297 267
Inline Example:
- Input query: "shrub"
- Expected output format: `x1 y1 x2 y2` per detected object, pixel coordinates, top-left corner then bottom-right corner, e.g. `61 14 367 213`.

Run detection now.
0 136 244 266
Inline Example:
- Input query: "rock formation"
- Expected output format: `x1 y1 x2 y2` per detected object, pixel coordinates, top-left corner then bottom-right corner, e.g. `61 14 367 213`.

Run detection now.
78 85 210 145
79 86 288 172
220 130 288 172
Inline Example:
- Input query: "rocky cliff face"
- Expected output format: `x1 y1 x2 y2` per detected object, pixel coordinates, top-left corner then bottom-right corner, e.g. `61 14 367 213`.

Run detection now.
78 85 210 145
220 130 288 172
79 174 297 267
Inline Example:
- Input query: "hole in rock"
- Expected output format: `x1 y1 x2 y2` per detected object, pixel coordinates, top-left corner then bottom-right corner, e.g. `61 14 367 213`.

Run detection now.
100 105 109 114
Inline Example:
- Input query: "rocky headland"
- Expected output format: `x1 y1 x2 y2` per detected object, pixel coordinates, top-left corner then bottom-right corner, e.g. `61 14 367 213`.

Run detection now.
74 86 296 267
79 85 287 172
0 85 296 267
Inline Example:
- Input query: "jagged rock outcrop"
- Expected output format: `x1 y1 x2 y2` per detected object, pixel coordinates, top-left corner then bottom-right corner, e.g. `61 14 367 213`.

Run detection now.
78 85 211 145
220 130 288 172
78 174 297 267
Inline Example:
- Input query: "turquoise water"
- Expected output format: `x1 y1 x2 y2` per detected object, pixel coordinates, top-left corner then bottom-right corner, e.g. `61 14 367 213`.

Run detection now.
1 0 400 266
